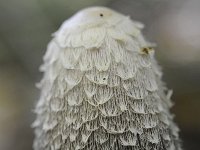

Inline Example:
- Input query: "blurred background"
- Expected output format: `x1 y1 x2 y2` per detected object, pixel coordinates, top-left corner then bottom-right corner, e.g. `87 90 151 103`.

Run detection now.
0 0 199 149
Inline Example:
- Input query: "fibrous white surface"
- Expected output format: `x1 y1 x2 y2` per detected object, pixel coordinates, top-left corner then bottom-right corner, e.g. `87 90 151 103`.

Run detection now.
33 7 182 150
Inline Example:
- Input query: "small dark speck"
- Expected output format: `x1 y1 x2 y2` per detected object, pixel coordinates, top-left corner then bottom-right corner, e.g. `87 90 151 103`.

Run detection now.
103 78 106 80
142 48 149 54
100 13 104 17
141 47 153 55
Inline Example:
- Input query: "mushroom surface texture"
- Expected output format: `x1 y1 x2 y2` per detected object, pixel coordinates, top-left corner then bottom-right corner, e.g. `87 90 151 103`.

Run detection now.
33 6 182 150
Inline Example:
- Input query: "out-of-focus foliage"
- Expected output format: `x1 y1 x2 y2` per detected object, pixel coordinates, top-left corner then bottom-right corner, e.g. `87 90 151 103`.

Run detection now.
0 0 199 150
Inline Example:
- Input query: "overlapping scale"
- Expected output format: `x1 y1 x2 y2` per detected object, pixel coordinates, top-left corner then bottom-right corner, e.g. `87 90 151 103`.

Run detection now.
61 127 70 141
85 69 108 85
107 68 121 87
80 127 93 144
52 135 62 150
141 68 158 92
50 73 67 97
98 135 117 150
64 69 83 88
65 110 78 127
69 128 79 142
83 80 97 99
144 93 164 114
61 48 79 69
92 47 111 71
98 97 122 117
144 128 160 144
94 85 113 105
119 131 137 146
43 40 60 67
85 119 99 131
116 63 137 80
56 26 106 49
99 114 127 133
126 113 144 133
141 114 159 129
128 120 143 135
113 89 129 112
71 115 83 130
80 101 98 122
50 97 64 112
80 27 106 49
129 100 147 114
124 36 140 52
79 50 94 71
125 85 149 99
65 86 84 106
42 116 58 132
94 128 109 144
105 36 125 63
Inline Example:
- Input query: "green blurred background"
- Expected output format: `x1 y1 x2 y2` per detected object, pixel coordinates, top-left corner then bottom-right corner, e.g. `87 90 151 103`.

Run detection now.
0 0 200 149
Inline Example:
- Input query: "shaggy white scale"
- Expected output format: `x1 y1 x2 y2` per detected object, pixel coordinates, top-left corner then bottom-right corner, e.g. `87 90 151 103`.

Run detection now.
33 7 182 150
